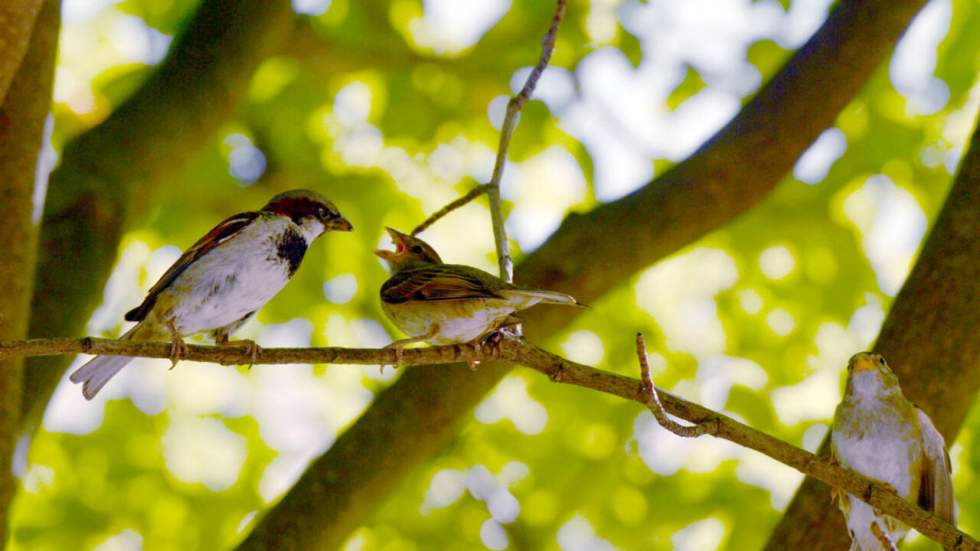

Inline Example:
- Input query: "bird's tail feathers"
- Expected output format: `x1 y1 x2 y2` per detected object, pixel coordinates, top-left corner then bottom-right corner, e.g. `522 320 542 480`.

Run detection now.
69 324 142 400
503 289 583 307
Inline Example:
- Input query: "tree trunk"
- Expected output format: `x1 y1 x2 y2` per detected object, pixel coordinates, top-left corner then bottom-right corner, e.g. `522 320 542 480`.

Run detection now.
0 0 43 106
0 0 59 542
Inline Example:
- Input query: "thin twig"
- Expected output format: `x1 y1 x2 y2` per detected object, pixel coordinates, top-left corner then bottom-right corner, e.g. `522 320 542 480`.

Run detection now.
635 333 714 437
412 184 490 235
486 0 566 283
2 331 974 550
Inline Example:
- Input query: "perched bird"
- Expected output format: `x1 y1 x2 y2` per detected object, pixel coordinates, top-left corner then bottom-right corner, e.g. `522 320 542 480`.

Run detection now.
375 227 580 355
70 189 352 399
831 352 955 551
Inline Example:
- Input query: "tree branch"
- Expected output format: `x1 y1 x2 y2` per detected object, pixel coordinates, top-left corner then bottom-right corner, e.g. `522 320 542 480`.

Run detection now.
21 0 296 429
3 333 975 550
0 0 59 540
235 1 931 546
412 183 490 235
765 99 980 550
0 0 43 106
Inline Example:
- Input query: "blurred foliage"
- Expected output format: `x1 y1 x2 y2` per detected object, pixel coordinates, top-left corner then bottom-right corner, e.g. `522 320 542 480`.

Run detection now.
12 0 980 550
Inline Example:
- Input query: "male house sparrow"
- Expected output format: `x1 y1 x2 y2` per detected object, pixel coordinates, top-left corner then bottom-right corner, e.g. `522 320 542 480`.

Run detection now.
831 352 955 550
375 227 580 354
70 189 352 399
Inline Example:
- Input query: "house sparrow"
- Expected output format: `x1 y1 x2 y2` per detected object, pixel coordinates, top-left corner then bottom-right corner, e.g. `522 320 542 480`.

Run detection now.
831 352 955 550
70 189 352 399
375 227 580 356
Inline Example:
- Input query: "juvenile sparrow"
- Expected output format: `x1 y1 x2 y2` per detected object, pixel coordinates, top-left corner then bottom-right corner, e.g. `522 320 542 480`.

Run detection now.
70 189 352 399
831 352 955 550
375 227 580 355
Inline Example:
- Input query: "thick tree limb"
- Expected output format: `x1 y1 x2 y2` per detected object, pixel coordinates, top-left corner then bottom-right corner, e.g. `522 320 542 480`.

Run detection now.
765 108 980 549
2 334 975 550
0 0 59 541
21 0 296 427
235 1 929 547
0 0 43 107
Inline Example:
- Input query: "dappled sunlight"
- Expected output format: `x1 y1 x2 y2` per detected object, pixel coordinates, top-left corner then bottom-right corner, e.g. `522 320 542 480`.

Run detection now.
163 417 247 491
840 175 927 295
672 516 727 551
635 247 738 355
891 0 951 115
505 145 588 250
475 376 549 435
560 329 605 366
408 0 510 54
557 515 616 551
794 127 848 184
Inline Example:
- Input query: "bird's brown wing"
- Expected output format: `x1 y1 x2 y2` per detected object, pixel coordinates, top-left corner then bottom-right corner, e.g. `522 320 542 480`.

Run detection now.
124 211 259 321
380 267 503 304
916 407 955 523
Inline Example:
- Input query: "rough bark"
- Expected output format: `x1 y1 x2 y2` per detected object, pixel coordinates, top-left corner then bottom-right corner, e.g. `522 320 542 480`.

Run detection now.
0 0 43 107
0 0 59 542
236 1 927 549
764 113 980 550
21 0 296 428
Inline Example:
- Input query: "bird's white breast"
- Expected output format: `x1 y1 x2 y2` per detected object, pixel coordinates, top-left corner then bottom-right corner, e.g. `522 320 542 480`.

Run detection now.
163 215 302 335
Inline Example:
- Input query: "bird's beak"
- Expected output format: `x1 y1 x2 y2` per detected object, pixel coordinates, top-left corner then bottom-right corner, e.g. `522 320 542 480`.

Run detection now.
848 352 878 373
328 216 353 232
376 227 407 260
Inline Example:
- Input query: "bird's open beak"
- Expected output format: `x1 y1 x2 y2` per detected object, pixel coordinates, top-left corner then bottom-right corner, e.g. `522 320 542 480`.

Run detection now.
375 227 408 260
328 216 353 232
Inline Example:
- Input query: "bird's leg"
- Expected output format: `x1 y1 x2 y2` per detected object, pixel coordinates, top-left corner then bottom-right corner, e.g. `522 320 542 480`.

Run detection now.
869 519 898 551
827 457 849 513
477 316 521 362
166 320 186 369
215 332 261 369
381 324 440 373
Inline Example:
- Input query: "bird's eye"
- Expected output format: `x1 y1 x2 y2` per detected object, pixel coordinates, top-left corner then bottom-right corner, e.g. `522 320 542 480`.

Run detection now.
410 245 423 254
877 356 886 367
317 207 327 218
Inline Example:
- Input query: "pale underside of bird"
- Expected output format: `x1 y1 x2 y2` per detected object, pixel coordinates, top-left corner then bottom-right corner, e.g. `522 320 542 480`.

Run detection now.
831 352 954 551
70 190 350 399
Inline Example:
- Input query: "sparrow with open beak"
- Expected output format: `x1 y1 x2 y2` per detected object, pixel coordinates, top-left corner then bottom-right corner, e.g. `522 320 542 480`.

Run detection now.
831 352 955 550
70 189 352 399
375 227 580 357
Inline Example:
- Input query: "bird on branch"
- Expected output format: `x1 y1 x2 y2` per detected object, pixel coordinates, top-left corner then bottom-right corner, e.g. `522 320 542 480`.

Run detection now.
375 227 580 361
831 352 955 550
70 189 352 399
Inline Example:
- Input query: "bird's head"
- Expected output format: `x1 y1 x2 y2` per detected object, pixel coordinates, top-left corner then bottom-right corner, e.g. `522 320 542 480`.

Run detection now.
262 189 352 242
375 227 443 271
845 352 902 398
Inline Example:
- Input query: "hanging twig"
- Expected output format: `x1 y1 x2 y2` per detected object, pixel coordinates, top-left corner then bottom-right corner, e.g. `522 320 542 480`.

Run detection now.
410 0 567 284
486 0 566 282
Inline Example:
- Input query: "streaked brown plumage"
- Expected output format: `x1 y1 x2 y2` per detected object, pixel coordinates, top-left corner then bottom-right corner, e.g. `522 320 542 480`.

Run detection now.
375 227 580 351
